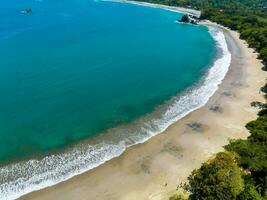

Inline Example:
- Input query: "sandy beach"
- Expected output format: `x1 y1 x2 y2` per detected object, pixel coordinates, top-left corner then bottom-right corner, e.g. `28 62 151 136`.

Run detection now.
104 0 202 17
20 17 266 200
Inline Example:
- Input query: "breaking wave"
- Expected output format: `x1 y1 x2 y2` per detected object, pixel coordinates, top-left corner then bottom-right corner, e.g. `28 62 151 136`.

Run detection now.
0 27 231 200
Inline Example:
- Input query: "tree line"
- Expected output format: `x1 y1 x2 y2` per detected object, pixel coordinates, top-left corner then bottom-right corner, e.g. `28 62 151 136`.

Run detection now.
136 0 267 199
137 0 267 67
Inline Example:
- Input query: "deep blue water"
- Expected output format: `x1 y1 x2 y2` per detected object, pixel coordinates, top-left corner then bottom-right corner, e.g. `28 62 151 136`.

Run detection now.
0 0 215 163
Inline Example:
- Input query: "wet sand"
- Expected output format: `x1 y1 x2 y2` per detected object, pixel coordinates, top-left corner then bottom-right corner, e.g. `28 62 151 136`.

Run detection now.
20 22 266 200
105 0 202 17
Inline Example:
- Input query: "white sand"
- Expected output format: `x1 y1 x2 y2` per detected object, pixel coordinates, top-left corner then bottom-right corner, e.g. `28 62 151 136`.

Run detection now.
20 17 266 200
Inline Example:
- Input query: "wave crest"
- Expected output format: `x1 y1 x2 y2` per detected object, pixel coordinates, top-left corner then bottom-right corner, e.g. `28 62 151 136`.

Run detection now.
0 27 231 200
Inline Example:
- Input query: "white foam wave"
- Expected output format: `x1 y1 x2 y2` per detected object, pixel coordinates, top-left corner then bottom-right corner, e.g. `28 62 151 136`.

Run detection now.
103 0 201 17
0 27 231 200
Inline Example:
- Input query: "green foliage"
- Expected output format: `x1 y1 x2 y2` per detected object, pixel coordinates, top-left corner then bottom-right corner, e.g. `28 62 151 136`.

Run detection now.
187 152 244 200
169 194 187 200
137 0 267 66
258 108 267 116
181 108 267 200
226 139 267 171
180 14 190 22
183 107 267 200
226 110 267 197
183 105 267 199
150 0 267 199
237 183 263 200
226 114 267 170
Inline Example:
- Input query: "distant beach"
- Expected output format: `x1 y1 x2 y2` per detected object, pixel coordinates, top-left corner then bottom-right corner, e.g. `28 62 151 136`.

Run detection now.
103 0 201 17
0 2 217 199
19 3 266 200
0 0 219 200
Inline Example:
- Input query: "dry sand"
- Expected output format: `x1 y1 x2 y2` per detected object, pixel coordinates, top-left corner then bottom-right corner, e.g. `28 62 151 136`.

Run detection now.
104 0 201 17
20 21 266 200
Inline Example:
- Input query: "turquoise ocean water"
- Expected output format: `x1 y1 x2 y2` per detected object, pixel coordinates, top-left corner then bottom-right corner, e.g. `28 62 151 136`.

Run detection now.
0 0 232 199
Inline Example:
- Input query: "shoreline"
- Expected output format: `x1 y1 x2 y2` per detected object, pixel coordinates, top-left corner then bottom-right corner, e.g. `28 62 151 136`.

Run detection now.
103 0 201 17
0 8 229 200
19 12 266 200
1 27 227 200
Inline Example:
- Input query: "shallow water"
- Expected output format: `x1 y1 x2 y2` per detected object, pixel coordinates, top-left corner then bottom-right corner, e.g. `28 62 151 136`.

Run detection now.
0 0 225 199
0 0 215 162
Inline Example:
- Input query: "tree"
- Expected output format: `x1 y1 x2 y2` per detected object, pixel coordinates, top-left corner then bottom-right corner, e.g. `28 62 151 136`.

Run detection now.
169 194 187 200
226 111 267 196
237 183 263 200
180 14 190 23
187 152 244 200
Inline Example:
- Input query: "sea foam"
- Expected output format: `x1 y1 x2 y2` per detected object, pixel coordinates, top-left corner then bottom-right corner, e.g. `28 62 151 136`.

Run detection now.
0 26 231 200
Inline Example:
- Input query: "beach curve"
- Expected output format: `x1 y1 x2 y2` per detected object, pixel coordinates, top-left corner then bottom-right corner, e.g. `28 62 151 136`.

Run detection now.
20 21 266 200
0 3 233 200
0 1 266 198
0 26 230 200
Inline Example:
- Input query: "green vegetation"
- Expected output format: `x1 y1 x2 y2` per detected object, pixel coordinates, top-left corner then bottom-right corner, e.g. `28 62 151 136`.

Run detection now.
180 14 190 22
169 194 187 200
225 111 267 199
137 0 267 199
183 109 267 200
137 0 267 66
187 152 244 200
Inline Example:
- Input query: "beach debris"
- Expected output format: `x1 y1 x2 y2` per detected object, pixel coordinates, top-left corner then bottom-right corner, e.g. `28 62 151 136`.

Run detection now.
186 122 204 132
231 81 243 87
21 8 32 14
161 142 183 158
209 104 223 113
140 163 150 174
221 91 232 96
162 142 182 153
250 101 266 109
138 156 151 174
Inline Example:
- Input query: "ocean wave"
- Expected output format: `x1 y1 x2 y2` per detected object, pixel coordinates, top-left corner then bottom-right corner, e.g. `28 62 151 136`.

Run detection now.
0 27 231 200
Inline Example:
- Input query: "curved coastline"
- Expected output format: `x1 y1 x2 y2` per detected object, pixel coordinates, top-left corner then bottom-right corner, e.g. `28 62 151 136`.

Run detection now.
102 0 201 17
0 4 232 200
18 21 266 200
19 25 265 200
